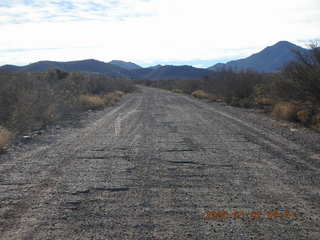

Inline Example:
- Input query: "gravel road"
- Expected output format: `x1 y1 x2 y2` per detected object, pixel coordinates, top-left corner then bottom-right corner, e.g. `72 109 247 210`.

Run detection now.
1 86 320 240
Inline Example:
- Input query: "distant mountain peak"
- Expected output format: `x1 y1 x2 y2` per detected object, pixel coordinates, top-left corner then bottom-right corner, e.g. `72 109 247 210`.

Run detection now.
208 41 309 73
109 60 142 70
148 64 163 70
275 40 302 47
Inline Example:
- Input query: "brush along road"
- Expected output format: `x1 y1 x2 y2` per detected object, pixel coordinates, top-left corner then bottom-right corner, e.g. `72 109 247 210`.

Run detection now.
0 87 320 239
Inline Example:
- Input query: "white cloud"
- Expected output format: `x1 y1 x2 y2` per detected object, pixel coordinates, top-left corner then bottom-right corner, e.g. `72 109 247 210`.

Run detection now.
0 0 319 66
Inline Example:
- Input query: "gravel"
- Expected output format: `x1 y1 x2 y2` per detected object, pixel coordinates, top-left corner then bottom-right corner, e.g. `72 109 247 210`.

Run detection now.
0 86 319 239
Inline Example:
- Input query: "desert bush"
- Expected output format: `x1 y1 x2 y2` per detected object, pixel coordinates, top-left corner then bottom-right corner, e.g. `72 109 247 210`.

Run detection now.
226 97 253 108
103 92 122 106
0 127 13 153
203 70 264 99
297 110 312 125
79 95 105 110
255 97 275 106
172 89 184 94
208 95 223 102
191 90 209 99
238 97 254 108
271 102 299 121
312 113 320 130
0 70 134 134
114 91 126 98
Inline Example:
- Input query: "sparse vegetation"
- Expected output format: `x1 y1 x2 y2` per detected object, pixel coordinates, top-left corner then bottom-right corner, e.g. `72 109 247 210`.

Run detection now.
191 90 209 99
0 69 135 139
143 41 320 130
0 127 12 152
312 113 320 130
103 91 124 106
79 95 105 110
172 89 184 94
271 102 299 121
297 110 312 125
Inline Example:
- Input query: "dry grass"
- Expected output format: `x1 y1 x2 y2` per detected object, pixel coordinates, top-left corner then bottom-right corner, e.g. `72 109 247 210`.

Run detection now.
103 92 120 106
172 89 184 94
191 90 209 99
271 102 299 121
0 127 13 153
255 97 275 106
297 110 312 124
80 91 126 110
114 91 126 98
312 113 320 130
208 95 223 102
79 95 105 110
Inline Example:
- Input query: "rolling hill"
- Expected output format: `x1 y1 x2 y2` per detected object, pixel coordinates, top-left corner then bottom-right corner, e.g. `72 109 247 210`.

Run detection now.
130 65 211 80
0 59 131 78
0 60 211 80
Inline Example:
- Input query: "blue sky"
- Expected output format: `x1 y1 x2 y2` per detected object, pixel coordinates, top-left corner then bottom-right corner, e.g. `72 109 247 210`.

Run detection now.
0 0 319 68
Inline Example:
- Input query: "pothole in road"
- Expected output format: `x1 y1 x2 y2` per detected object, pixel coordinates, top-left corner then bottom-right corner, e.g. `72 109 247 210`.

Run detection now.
113 147 128 151
90 148 105 152
167 160 200 165
71 189 90 195
70 187 130 195
166 161 234 169
92 186 130 192
162 148 195 152
105 187 130 192
76 155 128 160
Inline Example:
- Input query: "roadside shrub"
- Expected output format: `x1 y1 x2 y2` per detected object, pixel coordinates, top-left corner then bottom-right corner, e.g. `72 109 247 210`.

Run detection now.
0 70 134 134
271 102 299 121
114 91 126 98
226 97 240 107
226 97 253 108
172 89 184 94
103 92 121 106
239 97 254 108
79 95 105 110
191 90 209 99
208 95 223 102
255 97 275 106
0 127 12 153
312 113 320 130
297 110 312 125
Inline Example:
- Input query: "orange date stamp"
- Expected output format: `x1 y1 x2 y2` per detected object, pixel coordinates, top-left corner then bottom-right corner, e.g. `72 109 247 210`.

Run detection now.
204 210 297 220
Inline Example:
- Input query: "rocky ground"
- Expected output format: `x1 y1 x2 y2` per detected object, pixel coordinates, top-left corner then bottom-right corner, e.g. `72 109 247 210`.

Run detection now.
0 86 319 239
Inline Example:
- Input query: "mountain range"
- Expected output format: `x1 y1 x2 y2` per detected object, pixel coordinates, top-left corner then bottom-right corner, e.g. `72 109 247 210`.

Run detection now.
0 59 131 78
0 41 310 79
0 59 210 80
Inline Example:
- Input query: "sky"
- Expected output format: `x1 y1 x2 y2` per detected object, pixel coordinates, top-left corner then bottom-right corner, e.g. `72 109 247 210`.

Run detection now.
0 0 319 68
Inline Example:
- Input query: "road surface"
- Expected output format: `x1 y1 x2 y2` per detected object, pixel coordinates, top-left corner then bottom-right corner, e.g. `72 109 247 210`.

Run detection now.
0 87 320 239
